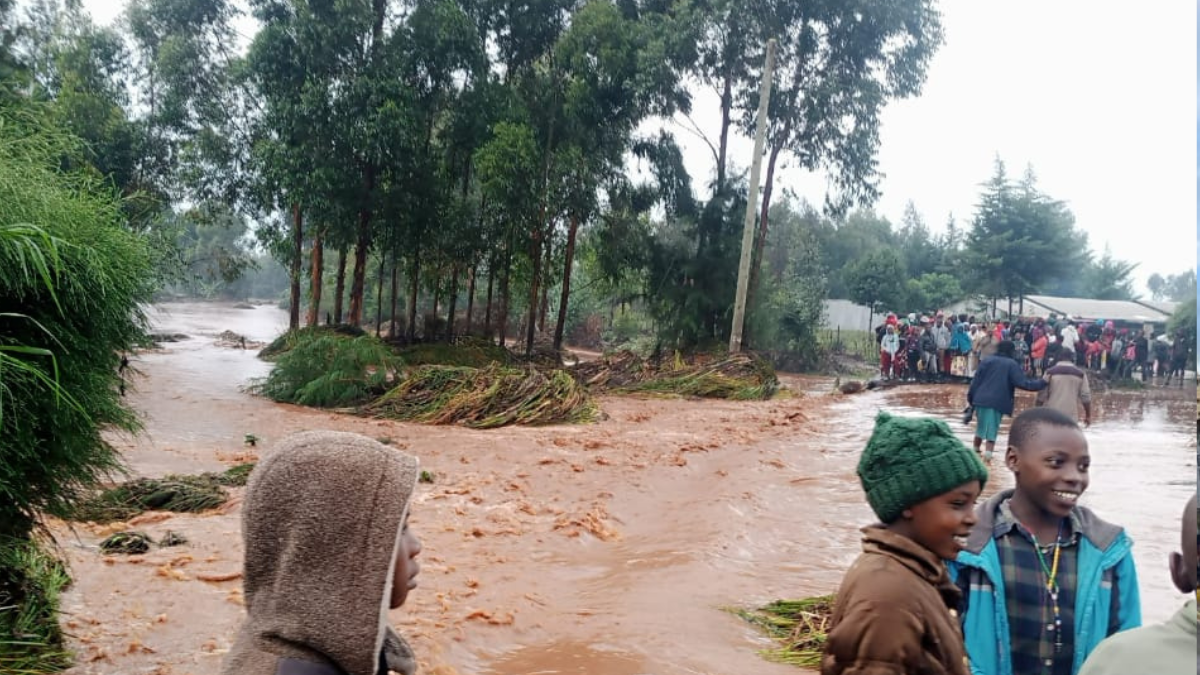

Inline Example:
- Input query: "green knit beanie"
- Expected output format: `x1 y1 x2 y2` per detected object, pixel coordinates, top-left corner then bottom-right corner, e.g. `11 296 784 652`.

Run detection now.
858 411 988 523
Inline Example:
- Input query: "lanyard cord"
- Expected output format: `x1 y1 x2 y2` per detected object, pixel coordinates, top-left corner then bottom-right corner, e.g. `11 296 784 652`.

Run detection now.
1020 519 1066 663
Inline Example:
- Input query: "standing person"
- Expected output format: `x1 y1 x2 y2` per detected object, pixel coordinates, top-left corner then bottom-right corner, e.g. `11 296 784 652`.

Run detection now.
974 322 996 365
950 322 974 378
1164 332 1190 387
1133 331 1150 381
1105 331 1124 377
907 324 923 383
1030 330 1049 377
1059 321 1080 357
933 313 953 377
892 322 910 380
1077 494 1195 675
1118 339 1137 380
222 431 424 675
1036 349 1092 426
1152 335 1171 379
920 320 940 382
821 412 987 675
966 340 1046 461
953 408 1142 675
1011 330 1031 375
880 324 900 380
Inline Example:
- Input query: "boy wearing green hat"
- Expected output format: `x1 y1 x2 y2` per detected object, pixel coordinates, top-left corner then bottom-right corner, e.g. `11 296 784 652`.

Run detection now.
822 412 989 675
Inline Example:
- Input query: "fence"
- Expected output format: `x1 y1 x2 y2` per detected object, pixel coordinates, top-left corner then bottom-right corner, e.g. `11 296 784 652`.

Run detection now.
818 327 877 363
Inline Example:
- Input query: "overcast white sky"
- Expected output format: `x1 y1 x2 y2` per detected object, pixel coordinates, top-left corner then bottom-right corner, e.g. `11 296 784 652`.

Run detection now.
81 0 1196 296
665 2 1198 297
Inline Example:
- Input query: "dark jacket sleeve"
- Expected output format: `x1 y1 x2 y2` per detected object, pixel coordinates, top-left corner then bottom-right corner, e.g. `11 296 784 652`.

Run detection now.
1007 360 1045 391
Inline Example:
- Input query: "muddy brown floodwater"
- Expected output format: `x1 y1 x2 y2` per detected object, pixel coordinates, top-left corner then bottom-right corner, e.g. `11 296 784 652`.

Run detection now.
50 302 1196 675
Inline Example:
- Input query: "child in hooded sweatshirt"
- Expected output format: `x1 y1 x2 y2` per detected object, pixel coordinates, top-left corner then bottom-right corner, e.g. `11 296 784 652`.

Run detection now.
222 430 423 675
952 408 1141 675
822 412 989 675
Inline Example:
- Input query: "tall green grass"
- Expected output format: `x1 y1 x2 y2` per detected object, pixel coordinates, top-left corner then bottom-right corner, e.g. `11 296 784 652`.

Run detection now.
0 538 71 674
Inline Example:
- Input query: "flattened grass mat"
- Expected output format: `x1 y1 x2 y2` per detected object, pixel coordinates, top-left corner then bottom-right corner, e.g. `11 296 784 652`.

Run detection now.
573 351 779 400
71 464 255 524
366 364 598 428
731 594 836 668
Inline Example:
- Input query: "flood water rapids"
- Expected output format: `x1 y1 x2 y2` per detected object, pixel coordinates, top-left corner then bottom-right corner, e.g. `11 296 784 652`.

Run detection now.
53 302 1196 675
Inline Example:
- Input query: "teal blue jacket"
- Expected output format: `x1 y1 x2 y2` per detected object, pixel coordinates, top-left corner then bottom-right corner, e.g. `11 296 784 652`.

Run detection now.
949 490 1142 675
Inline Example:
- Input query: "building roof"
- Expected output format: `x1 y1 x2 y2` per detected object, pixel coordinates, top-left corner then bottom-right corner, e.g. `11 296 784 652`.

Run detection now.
1022 295 1172 324
1131 299 1180 316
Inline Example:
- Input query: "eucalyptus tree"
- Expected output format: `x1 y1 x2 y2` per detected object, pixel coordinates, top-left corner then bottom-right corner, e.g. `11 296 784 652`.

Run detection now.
738 0 943 319
474 121 542 346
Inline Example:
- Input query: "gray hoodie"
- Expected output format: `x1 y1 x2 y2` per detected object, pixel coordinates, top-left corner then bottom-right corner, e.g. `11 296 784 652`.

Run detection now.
221 431 420 675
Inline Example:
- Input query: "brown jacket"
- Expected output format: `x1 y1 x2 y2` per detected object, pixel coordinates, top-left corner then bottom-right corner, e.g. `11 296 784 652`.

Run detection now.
822 526 970 675
221 431 420 675
1035 362 1091 422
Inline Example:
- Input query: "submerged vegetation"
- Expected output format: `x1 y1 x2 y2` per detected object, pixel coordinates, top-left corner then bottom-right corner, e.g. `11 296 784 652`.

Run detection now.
252 334 777 428
366 364 598 428
732 594 837 668
572 351 779 400
70 464 254 524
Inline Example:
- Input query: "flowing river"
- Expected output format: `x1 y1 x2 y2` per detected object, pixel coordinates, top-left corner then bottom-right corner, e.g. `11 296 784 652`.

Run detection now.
55 302 1195 675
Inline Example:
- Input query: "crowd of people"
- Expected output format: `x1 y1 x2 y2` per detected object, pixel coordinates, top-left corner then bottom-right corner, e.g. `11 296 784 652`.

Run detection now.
874 311 1192 387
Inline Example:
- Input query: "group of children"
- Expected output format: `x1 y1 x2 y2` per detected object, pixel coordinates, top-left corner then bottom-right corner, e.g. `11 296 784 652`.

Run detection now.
876 311 1192 387
823 409 1195 675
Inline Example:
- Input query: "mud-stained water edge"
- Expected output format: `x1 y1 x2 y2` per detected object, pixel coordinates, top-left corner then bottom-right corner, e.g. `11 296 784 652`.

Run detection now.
52 303 1196 675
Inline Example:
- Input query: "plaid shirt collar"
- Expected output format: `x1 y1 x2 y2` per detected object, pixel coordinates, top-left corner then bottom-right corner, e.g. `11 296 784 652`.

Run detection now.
993 498 1083 546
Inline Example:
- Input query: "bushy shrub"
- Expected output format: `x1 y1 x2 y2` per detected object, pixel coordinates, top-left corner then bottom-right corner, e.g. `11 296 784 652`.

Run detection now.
250 332 400 407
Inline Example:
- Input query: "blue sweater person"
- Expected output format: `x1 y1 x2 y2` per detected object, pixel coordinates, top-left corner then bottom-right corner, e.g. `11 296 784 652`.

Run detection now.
950 409 1141 675
967 340 1045 460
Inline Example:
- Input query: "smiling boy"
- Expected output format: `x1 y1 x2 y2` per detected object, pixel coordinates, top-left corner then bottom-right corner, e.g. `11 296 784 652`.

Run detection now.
822 412 988 675
952 408 1141 675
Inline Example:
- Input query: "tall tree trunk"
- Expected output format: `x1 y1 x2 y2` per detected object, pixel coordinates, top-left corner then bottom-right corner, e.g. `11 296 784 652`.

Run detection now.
553 213 580 351
407 248 421 342
289 203 303 330
745 143 784 347
334 244 348 324
485 255 495 339
432 275 440 317
389 248 399 338
348 168 375 327
446 266 459 342
306 226 324 327
716 69 733 191
499 243 512 348
539 234 552 332
524 231 542 356
375 253 385 336
465 263 477 337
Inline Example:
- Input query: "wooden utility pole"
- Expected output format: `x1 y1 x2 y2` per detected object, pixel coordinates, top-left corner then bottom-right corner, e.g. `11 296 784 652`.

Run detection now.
729 39 777 353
